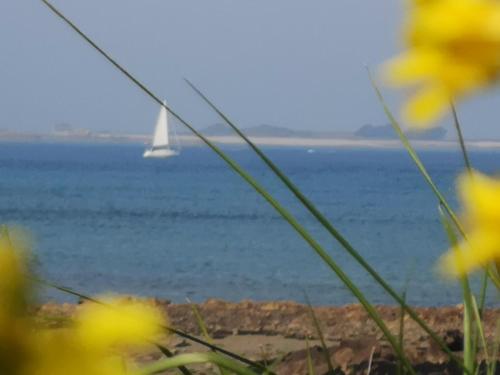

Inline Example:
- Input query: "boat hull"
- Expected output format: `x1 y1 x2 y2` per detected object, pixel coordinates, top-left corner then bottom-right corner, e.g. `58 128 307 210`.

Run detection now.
143 149 179 158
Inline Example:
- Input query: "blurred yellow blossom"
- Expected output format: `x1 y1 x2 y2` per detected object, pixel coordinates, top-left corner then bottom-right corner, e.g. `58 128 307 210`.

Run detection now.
0 226 167 375
383 0 500 127
76 297 165 351
29 298 165 375
0 227 33 375
32 298 165 375
439 171 500 277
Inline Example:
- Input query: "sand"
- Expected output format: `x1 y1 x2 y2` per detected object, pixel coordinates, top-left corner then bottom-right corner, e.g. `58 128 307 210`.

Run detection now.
177 134 500 150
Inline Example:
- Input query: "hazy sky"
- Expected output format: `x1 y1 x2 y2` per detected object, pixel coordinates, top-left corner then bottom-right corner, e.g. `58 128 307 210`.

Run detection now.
1 1 499 139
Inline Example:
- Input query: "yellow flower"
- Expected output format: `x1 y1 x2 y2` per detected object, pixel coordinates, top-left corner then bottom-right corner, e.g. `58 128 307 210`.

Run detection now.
27 298 166 375
76 297 165 351
383 0 500 127
0 226 167 375
439 171 500 277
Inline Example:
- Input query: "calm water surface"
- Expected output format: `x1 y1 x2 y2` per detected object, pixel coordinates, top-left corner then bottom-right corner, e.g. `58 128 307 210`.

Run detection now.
1 142 498 306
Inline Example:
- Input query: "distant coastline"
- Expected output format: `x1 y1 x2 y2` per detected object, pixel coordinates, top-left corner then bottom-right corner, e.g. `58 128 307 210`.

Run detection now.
0 127 500 150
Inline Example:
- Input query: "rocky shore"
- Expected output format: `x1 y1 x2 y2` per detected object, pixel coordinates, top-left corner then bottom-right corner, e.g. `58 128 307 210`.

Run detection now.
36 299 500 374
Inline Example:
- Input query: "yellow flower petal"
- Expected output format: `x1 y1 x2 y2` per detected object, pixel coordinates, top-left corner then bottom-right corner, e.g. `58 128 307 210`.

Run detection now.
458 171 500 228
383 49 443 86
439 231 500 277
403 85 450 126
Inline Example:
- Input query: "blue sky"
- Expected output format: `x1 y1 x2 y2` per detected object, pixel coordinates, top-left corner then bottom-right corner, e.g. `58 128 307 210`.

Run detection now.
1 1 499 139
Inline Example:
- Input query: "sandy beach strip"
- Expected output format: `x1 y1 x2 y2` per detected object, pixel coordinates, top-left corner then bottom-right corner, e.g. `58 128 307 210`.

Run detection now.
177 135 500 150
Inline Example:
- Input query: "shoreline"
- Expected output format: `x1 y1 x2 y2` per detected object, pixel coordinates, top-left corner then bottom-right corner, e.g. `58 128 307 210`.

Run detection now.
37 298 496 373
3 133 500 150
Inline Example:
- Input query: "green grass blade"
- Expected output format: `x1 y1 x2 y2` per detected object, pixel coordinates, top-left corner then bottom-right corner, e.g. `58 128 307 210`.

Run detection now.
368 70 466 238
188 299 231 375
305 339 317 375
488 321 500 375
155 345 193 375
139 352 260 375
397 282 409 375
304 294 335 373
438 205 475 373
188 299 213 344
184 79 464 369
450 103 472 173
478 274 488 318
486 266 500 290
38 2 416 371
470 296 490 366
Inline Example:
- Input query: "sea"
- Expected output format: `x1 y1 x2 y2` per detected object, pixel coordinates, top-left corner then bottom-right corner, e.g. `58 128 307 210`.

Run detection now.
1 142 498 306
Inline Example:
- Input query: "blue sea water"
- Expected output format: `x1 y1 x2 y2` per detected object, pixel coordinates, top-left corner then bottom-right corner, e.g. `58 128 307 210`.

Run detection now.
0 142 498 306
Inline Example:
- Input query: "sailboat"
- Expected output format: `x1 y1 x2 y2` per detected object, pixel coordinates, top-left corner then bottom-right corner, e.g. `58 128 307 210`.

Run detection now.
143 101 179 158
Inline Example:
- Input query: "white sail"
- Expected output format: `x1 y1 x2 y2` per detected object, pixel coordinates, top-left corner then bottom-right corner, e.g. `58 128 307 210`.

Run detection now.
143 101 179 158
152 104 169 148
